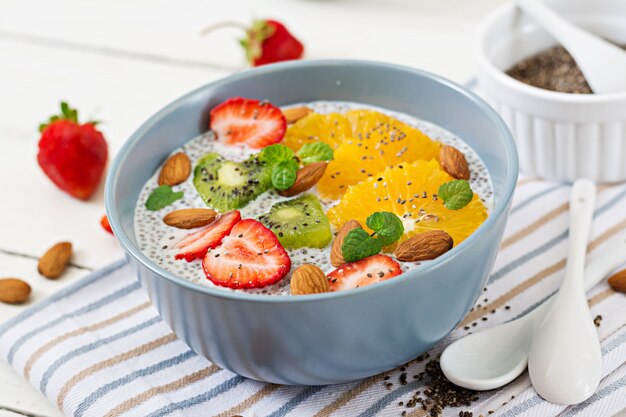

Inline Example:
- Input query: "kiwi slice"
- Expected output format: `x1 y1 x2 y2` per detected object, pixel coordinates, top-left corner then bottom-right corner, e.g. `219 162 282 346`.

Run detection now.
193 152 271 212
258 194 332 249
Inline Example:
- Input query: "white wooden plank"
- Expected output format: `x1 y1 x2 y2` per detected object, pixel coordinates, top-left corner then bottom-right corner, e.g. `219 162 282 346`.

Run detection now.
0 361 62 417
0 39 230 270
0 0 503 82
0 252 93 321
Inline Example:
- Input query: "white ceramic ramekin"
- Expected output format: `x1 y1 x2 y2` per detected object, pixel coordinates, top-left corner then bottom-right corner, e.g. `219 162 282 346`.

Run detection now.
476 0 626 183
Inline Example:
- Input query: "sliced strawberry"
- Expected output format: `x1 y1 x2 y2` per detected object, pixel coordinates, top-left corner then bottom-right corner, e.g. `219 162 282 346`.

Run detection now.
327 255 402 291
174 210 241 262
202 219 291 289
210 97 286 149
100 215 113 234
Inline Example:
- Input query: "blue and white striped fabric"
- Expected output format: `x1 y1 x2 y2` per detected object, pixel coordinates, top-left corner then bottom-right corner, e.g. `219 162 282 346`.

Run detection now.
2 179 626 417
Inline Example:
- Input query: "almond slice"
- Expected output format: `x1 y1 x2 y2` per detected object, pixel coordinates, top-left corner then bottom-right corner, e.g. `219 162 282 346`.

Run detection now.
394 231 453 262
163 208 218 229
439 145 470 180
330 220 362 267
278 162 327 197
158 152 191 186
290 264 330 295
608 269 626 293
282 106 312 124
38 242 73 279
0 278 31 304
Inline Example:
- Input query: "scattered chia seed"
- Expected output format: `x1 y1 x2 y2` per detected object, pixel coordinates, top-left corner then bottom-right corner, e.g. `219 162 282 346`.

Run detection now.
594 314 603 327
402 359 479 417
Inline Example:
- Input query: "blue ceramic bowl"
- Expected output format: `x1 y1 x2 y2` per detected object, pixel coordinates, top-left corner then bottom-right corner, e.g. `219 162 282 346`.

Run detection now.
105 60 518 385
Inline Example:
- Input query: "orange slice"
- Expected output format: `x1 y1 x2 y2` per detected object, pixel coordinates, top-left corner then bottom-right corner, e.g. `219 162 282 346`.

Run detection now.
326 160 487 248
283 113 352 151
316 110 441 200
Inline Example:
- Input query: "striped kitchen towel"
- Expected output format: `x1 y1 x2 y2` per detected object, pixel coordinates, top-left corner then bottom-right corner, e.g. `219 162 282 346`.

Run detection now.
2 179 626 417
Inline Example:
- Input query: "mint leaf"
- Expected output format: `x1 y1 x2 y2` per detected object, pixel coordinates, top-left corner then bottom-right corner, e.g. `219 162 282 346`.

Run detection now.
297 142 334 165
260 144 294 166
438 180 473 210
145 185 184 211
366 212 404 246
271 160 298 190
341 228 382 262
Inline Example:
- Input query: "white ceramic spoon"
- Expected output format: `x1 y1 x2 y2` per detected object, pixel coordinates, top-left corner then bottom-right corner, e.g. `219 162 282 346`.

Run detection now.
515 0 626 94
528 179 601 404
441 183 624 391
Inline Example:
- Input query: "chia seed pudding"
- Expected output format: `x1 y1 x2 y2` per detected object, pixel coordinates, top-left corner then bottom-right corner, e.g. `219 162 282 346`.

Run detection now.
134 101 494 295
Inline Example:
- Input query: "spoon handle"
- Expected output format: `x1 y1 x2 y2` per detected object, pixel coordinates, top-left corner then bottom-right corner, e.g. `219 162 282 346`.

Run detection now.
564 179 596 289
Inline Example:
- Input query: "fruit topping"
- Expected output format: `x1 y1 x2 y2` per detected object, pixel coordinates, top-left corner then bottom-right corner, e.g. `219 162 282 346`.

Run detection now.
37 102 108 200
327 159 487 248
290 264 330 295
145 185 184 211
340 211 404 262
327 254 402 291
210 97 286 149
174 210 241 262
283 112 352 151
202 219 291 288
158 152 192 186
438 180 474 210
330 220 362 267
278 162 327 197
259 143 333 192
316 111 441 200
394 230 454 262
439 145 470 180
100 215 113 234
163 208 217 229
282 106 312 124
193 152 271 211
258 194 332 249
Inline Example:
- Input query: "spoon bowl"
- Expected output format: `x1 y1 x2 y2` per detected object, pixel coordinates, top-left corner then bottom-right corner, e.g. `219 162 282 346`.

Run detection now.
441 228 626 391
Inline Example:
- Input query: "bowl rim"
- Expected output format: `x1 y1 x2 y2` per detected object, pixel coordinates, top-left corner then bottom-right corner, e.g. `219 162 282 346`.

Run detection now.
105 59 519 303
476 2 626 103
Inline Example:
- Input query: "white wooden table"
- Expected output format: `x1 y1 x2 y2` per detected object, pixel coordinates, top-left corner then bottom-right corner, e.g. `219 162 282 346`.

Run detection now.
3 1 623 416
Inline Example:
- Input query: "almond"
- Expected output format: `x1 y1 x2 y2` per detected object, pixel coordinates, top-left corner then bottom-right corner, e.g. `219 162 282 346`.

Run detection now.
158 152 191 186
330 220 362 267
38 242 73 279
282 106 312 124
608 269 626 294
290 264 330 295
163 208 217 229
278 162 327 197
394 230 453 262
439 145 470 180
0 278 31 304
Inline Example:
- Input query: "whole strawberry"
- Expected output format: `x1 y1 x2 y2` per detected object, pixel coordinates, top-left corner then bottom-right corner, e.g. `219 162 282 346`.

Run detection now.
37 102 108 200
241 20 304 66
203 19 304 67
